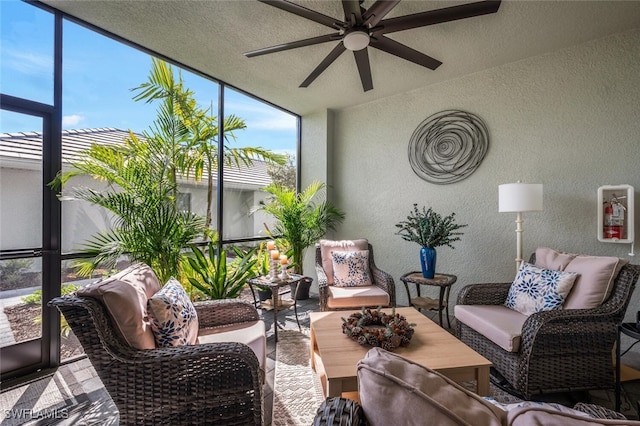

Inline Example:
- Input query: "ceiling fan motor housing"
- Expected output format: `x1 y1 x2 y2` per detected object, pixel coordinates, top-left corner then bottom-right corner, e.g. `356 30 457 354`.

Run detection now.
343 30 370 51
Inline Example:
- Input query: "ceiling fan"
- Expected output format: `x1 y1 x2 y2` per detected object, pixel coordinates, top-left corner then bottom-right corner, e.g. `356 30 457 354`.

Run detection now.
245 0 502 92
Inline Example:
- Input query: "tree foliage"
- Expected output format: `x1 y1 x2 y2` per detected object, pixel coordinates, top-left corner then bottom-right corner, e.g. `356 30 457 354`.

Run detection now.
258 181 345 274
50 132 204 282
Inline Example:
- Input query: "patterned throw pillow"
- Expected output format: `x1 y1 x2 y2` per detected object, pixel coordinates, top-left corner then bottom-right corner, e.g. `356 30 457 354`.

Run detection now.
505 263 578 316
147 278 199 347
331 250 372 287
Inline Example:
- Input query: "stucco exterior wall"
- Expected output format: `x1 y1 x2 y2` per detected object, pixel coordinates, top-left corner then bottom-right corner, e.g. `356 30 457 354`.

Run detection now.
0 169 271 253
301 29 640 317
0 167 42 251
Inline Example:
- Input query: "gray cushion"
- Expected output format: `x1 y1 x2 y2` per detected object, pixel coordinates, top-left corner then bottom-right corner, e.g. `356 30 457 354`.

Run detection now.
508 406 640 425
454 305 528 352
357 347 507 426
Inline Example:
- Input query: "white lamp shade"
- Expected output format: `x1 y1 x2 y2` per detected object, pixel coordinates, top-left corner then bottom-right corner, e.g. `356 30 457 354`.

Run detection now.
499 183 543 212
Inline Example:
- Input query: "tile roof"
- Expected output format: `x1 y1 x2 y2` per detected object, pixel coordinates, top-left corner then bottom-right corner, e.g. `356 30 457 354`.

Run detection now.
0 127 272 188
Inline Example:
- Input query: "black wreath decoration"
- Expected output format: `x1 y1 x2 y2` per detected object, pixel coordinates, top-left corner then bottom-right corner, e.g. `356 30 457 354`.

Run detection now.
342 307 415 351
408 110 489 185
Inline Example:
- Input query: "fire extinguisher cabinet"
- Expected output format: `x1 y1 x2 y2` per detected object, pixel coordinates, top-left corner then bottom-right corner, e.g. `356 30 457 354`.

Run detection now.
597 185 634 243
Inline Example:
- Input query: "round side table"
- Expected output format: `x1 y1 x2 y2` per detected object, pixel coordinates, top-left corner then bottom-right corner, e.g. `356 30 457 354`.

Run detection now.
400 272 457 329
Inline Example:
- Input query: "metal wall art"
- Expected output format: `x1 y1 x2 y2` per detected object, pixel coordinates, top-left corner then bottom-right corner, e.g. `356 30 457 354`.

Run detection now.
408 110 489 185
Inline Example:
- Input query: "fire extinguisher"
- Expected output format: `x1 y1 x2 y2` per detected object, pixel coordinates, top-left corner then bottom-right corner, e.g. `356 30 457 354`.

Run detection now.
604 198 624 239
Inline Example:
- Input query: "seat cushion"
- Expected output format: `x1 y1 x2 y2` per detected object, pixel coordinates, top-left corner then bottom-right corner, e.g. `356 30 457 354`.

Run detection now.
147 278 199 347
319 239 369 285
77 263 161 349
198 320 266 370
331 250 372 287
327 285 389 309
505 263 578 316
454 305 528 352
357 347 507 426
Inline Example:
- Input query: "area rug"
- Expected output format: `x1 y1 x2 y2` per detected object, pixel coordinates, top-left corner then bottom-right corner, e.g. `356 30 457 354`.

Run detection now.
272 329 325 426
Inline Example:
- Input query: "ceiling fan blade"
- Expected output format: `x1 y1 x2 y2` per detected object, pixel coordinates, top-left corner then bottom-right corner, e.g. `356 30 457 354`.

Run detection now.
353 49 373 92
370 36 442 70
244 33 341 57
259 0 345 30
342 0 363 25
377 0 501 35
362 0 400 27
300 43 347 88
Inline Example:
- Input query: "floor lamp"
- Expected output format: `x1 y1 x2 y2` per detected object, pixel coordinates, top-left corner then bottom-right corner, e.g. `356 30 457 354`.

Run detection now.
499 182 544 273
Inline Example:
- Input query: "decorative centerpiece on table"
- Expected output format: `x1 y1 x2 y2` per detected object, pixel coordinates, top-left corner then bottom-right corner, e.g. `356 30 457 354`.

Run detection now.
395 204 467 279
342 307 416 351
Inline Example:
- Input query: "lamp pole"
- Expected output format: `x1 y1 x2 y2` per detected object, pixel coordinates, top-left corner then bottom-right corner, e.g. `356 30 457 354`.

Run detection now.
515 211 524 273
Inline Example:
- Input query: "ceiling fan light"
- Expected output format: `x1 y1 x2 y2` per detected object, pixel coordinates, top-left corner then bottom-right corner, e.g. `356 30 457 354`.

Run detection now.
343 31 370 51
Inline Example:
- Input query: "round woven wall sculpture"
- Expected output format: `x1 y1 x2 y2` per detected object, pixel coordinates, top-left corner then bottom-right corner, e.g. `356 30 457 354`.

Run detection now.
408 110 489 185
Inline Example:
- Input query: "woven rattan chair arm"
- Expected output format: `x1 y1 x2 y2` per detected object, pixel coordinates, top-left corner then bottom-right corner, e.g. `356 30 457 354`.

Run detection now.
572 402 628 420
367 244 395 306
522 307 617 338
523 307 618 334
194 298 259 327
313 397 366 426
456 282 512 305
316 246 330 311
316 264 329 289
370 267 395 305
116 340 261 367
518 308 619 363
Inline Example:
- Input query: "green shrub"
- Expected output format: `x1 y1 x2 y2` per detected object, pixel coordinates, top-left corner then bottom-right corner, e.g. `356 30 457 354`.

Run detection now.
0 259 34 288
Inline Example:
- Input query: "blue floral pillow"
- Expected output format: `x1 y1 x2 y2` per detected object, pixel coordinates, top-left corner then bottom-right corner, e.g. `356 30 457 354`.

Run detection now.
147 278 199 347
331 250 372 287
505 263 578 316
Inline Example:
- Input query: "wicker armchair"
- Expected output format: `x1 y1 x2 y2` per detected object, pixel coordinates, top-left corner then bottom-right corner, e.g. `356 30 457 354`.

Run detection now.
316 242 396 311
49 296 263 425
455 255 640 399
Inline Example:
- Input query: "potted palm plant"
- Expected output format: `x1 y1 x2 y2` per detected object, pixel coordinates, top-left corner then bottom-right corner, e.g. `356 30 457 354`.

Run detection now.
258 181 345 299
395 204 467 279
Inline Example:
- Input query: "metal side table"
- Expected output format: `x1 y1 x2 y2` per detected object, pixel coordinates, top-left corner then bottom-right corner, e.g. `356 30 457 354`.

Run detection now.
616 322 640 412
247 274 305 342
400 272 457 328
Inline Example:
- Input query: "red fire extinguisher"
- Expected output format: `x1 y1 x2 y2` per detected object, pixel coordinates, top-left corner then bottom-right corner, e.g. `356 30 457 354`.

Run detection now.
604 198 624 239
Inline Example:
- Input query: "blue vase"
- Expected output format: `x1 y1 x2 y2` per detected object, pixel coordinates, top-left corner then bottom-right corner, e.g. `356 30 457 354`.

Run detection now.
420 247 437 279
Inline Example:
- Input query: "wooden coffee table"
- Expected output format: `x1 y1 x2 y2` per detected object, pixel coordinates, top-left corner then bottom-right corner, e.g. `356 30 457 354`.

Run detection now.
309 307 492 398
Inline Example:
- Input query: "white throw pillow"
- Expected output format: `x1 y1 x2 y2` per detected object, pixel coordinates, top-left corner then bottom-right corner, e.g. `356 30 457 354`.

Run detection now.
505 263 578 316
331 250 372 287
147 277 199 347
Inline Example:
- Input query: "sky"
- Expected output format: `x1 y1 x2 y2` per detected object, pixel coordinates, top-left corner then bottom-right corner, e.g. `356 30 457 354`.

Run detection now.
0 0 298 156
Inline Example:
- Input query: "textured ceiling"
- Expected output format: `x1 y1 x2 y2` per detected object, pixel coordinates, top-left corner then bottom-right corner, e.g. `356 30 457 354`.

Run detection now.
41 0 640 115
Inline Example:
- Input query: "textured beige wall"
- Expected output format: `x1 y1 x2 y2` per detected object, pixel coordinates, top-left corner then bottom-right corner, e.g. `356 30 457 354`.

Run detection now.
300 109 333 276
302 28 640 315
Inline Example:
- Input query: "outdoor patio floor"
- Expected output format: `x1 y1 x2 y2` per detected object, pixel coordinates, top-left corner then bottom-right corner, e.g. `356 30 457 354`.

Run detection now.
3 296 640 424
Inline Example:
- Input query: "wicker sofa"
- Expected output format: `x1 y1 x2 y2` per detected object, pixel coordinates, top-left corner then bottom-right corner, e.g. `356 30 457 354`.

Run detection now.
316 239 396 311
49 264 265 425
313 348 636 425
455 250 640 399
